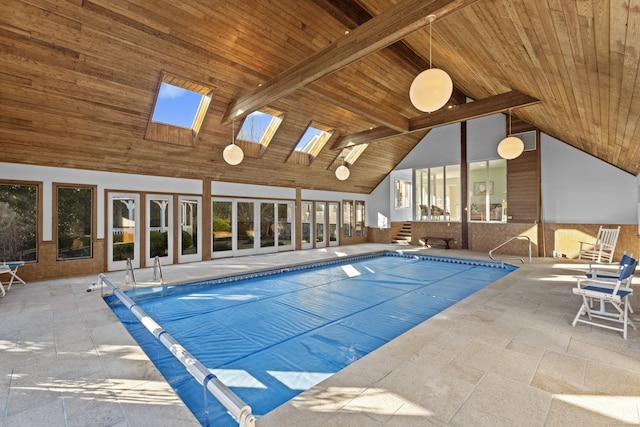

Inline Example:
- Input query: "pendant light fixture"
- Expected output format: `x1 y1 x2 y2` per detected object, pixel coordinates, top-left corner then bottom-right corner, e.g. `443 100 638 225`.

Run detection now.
335 159 350 181
497 109 524 160
223 119 244 165
409 14 453 113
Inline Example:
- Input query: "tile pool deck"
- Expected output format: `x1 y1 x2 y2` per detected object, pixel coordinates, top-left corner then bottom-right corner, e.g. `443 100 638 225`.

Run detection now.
1 243 640 426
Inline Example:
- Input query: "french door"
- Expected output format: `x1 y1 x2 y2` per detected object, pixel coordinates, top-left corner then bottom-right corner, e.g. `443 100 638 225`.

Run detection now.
146 195 173 267
107 192 140 271
178 196 201 263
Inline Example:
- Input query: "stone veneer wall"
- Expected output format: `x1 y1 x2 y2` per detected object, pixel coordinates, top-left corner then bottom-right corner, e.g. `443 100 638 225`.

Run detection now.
543 224 639 261
408 221 638 261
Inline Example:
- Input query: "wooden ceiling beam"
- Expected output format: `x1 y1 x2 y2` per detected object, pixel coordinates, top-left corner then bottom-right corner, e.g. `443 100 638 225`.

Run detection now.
332 90 540 149
222 0 480 124
408 90 539 130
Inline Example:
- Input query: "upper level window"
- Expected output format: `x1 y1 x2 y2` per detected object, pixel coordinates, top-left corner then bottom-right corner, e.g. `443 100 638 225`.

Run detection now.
287 122 334 165
236 107 284 158
415 165 461 222
394 179 412 208
146 72 214 146
468 159 506 222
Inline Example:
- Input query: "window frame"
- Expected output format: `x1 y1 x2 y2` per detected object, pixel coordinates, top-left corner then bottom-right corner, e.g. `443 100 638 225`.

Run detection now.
55 184 95 261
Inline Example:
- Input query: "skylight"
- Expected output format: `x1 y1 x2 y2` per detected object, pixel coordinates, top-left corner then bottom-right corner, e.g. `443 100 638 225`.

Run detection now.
294 123 333 157
340 143 368 164
152 83 204 128
236 108 284 157
145 72 214 146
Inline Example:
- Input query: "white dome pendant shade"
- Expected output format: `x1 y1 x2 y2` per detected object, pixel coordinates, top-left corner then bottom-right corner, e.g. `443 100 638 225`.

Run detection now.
409 68 453 113
223 119 244 165
223 143 244 165
408 14 453 113
497 136 524 160
497 109 524 160
335 164 350 181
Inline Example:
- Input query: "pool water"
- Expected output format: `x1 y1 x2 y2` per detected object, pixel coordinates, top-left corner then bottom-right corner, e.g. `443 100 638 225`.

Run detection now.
106 252 515 426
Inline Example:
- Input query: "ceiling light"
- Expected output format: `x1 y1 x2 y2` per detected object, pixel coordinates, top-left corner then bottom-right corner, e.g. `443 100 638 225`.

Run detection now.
498 109 524 160
223 120 244 165
409 15 453 113
335 162 350 181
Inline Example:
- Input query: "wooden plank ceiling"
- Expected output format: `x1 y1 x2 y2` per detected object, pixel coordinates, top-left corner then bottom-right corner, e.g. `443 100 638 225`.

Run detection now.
0 0 638 194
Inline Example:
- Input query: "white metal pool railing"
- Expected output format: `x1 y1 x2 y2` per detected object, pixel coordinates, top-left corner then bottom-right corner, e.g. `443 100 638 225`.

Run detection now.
99 274 255 427
489 235 532 263
125 257 164 289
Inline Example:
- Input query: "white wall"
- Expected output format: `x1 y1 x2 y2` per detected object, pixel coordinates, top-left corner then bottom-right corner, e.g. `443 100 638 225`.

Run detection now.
396 124 461 169
540 134 638 224
0 163 202 240
368 176 390 229
212 182 295 199
389 169 413 222
467 114 505 162
371 115 639 229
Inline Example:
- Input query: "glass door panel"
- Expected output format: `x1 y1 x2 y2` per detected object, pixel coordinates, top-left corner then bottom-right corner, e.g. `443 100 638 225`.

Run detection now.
107 193 140 271
237 201 255 251
328 202 339 246
178 196 201 263
260 202 275 250
146 195 173 267
315 202 326 247
277 202 293 250
301 202 312 249
212 200 233 257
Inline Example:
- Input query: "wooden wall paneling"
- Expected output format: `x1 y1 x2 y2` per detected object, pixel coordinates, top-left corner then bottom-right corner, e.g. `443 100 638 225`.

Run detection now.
506 150 539 223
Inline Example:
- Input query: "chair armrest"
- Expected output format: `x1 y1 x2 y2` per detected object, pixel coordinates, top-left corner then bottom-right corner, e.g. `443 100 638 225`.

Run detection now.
576 277 623 288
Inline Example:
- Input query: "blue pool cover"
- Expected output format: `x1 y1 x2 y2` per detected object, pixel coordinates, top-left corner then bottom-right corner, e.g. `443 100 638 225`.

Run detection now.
106 252 516 426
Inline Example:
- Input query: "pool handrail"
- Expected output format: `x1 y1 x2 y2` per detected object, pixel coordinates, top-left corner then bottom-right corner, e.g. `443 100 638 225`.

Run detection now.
489 235 531 263
99 273 255 427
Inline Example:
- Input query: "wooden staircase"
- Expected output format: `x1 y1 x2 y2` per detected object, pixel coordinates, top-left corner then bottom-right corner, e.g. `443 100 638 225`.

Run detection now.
392 222 412 245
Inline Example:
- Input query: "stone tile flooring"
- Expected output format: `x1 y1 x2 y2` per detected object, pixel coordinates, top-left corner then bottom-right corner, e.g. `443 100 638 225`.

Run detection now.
1 244 639 426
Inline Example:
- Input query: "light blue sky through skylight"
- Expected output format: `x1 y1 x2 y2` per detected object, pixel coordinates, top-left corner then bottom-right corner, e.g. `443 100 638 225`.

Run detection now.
294 127 324 152
238 111 272 143
152 83 203 128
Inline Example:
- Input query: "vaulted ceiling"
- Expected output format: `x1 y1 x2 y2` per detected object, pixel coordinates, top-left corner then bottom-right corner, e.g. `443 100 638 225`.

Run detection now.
1 0 638 194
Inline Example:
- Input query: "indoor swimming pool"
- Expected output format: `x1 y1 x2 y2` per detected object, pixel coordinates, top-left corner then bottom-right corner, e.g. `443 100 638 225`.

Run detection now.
105 251 516 426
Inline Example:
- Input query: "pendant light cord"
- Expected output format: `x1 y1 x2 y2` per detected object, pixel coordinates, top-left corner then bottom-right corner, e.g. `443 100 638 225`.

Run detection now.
429 18 432 68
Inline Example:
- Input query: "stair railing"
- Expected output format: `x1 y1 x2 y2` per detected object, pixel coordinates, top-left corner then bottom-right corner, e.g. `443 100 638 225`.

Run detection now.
489 235 531 264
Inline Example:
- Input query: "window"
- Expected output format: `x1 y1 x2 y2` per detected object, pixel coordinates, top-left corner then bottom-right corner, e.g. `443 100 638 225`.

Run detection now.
146 72 214 146
330 144 368 174
468 159 506 222
236 108 284 158
0 183 38 262
394 179 412 208
415 165 460 221
342 200 353 237
57 186 92 260
212 200 233 253
355 200 365 237
301 202 312 247
287 122 334 165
